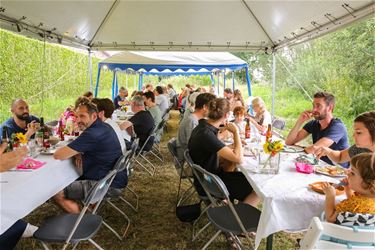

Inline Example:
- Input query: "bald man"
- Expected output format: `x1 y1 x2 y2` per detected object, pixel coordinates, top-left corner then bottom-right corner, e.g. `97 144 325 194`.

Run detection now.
0 99 40 140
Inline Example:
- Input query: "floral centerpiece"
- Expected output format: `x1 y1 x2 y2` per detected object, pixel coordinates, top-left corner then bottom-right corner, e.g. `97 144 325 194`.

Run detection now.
11 133 28 148
258 140 284 174
263 140 284 156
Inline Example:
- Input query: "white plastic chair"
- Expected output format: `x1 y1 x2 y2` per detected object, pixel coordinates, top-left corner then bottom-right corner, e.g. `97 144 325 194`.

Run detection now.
300 217 375 249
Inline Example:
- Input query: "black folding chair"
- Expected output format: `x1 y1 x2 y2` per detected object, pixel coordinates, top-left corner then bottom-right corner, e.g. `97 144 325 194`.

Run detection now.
132 125 157 176
167 138 195 207
150 119 167 162
272 117 286 139
99 150 135 240
184 150 215 241
191 164 261 249
34 169 118 250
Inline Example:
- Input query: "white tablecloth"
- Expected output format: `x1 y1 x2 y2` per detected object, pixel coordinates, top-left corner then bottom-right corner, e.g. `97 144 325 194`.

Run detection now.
0 155 79 234
239 151 345 249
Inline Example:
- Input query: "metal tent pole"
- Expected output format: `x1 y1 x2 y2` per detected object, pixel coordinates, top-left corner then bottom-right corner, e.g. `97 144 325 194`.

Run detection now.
232 71 235 90
271 52 276 118
223 70 226 90
88 49 93 91
94 65 101 97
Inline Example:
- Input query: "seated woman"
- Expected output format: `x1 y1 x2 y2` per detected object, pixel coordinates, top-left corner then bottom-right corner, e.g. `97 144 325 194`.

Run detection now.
233 89 246 110
322 152 375 226
188 98 258 206
0 144 38 249
316 111 375 163
248 97 272 134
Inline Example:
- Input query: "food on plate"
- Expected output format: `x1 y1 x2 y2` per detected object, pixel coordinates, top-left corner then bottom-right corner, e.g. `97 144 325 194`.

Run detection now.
48 136 60 145
295 154 319 165
309 181 345 195
315 165 346 177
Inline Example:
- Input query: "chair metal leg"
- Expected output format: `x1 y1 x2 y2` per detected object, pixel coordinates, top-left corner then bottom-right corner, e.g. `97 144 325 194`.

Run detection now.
177 185 195 207
134 158 155 176
102 220 123 241
150 149 163 162
192 204 212 241
192 221 211 242
40 241 50 250
88 238 104 250
107 200 131 238
119 196 138 213
202 230 222 250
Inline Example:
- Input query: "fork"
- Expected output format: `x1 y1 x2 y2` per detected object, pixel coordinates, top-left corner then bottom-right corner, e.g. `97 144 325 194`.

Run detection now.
332 181 348 188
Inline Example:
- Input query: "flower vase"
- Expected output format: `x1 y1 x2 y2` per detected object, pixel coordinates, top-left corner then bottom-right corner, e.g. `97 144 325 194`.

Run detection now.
257 152 281 174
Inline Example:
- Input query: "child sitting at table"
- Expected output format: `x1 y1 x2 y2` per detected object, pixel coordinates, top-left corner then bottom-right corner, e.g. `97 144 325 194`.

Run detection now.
232 106 246 138
322 152 375 226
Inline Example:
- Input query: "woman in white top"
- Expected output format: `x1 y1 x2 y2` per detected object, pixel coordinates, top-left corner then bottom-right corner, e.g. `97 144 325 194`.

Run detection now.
249 96 272 133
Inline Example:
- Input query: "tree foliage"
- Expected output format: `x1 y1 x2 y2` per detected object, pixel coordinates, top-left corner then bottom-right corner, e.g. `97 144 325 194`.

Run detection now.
235 18 374 119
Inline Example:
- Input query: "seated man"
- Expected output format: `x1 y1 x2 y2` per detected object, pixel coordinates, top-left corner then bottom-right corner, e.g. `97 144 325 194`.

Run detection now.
0 99 39 140
113 87 129 109
120 96 155 151
53 100 126 213
285 91 349 167
143 91 162 142
176 93 215 165
92 98 127 154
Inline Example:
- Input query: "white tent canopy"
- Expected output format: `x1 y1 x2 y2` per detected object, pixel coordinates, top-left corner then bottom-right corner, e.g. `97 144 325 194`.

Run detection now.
101 51 248 69
0 0 373 52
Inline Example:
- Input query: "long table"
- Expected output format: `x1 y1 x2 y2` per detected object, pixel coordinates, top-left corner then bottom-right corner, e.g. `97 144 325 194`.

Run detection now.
239 146 345 249
0 155 79 234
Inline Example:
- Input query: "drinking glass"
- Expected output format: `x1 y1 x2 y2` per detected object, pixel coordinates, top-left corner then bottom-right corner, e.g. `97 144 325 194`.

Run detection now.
27 139 38 158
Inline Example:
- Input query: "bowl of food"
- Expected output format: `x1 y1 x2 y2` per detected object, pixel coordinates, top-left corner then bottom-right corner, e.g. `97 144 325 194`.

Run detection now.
48 136 61 146
308 181 345 195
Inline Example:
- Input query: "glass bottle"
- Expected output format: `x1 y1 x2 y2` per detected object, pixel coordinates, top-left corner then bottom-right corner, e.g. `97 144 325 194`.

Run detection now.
245 118 251 139
2 126 13 152
266 124 272 142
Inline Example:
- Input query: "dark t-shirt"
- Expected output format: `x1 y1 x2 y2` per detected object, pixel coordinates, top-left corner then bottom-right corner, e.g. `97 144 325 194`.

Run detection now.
68 119 127 188
0 115 40 140
114 95 125 109
303 118 349 167
188 119 225 174
129 110 155 151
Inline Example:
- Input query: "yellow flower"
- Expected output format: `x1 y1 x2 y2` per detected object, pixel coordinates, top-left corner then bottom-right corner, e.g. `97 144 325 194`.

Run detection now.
16 133 28 144
263 140 284 155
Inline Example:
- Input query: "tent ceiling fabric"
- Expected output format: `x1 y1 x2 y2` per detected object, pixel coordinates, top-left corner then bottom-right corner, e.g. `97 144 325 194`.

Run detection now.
0 0 374 51
99 51 248 72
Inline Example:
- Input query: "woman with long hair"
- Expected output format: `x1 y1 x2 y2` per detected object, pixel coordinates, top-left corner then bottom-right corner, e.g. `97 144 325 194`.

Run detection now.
249 96 272 133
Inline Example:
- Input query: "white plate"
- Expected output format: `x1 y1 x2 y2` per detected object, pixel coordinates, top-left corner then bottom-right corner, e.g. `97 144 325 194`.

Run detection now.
39 149 56 155
282 145 304 153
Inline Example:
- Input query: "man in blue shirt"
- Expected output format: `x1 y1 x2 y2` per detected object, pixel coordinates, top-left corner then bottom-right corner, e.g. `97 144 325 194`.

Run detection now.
0 99 39 140
286 92 349 167
53 100 126 213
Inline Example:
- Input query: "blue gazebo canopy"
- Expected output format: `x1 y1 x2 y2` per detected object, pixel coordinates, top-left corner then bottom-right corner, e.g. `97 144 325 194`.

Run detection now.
95 51 252 99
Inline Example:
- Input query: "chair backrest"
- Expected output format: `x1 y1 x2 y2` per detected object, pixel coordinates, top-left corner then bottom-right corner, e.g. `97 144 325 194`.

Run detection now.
168 138 183 170
83 169 118 206
154 119 166 135
299 217 375 250
190 163 229 202
272 117 286 130
184 149 194 168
